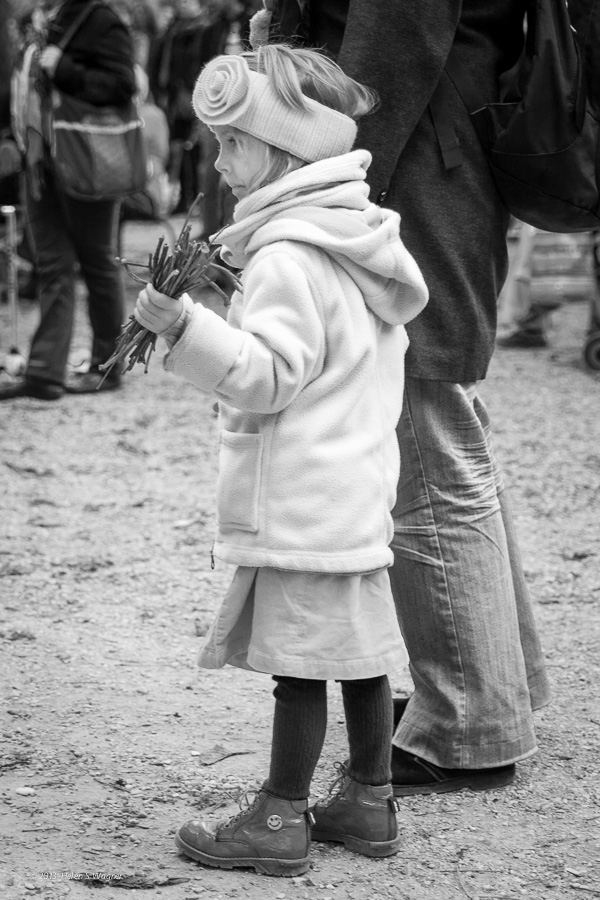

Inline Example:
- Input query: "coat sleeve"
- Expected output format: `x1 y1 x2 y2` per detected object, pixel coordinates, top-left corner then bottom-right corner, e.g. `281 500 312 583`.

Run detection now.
52 7 136 107
337 0 463 201
164 250 325 413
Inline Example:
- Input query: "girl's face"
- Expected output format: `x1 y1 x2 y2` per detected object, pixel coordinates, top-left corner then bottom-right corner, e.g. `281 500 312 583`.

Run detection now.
212 126 268 200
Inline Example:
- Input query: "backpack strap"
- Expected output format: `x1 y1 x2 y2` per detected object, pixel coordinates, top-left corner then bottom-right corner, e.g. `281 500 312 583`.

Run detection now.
428 44 488 171
56 1 107 51
428 72 463 170
443 44 487 116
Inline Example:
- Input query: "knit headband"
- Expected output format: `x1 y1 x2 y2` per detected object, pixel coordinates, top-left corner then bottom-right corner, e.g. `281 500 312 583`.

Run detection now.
192 55 357 163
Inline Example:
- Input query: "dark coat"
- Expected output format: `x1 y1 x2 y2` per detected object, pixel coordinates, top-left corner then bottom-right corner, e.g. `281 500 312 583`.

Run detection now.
0 0 14 131
47 0 136 108
148 13 229 132
273 0 527 382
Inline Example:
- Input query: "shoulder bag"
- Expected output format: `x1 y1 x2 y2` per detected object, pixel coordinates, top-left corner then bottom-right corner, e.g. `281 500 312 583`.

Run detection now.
50 1 147 201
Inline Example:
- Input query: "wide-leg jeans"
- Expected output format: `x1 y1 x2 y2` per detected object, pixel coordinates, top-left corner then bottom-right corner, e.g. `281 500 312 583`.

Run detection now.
390 377 551 768
24 168 124 386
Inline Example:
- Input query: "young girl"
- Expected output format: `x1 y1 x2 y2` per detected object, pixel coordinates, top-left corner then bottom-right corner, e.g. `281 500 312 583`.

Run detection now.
135 44 428 877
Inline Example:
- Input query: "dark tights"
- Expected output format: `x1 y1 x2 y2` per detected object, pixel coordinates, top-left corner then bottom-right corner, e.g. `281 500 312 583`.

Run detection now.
265 674 393 800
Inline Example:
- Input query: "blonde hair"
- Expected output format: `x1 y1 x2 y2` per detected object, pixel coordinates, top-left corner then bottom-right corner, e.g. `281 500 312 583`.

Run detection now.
239 44 378 192
243 44 379 120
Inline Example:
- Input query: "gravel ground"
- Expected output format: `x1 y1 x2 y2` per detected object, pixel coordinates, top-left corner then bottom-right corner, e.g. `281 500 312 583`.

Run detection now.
1 219 599 900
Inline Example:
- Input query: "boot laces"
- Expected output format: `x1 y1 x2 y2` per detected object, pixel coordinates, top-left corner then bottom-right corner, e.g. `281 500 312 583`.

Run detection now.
320 761 350 808
224 789 261 827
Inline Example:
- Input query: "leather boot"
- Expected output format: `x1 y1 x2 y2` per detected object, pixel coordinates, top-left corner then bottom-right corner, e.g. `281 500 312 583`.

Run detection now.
175 787 311 877
310 764 401 858
64 366 122 394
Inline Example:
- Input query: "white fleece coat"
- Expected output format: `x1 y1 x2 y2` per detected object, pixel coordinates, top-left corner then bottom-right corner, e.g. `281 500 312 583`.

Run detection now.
164 150 428 572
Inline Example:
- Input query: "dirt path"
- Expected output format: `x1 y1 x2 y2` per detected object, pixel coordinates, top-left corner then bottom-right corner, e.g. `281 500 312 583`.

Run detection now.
1 221 599 900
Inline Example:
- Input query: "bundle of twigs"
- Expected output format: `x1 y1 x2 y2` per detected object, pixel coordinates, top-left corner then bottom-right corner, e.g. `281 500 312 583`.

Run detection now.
99 214 240 385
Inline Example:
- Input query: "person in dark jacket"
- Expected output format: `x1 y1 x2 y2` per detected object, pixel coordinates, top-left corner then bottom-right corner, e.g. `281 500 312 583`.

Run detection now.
0 0 20 196
0 0 136 400
265 0 551 794
149 0 229 213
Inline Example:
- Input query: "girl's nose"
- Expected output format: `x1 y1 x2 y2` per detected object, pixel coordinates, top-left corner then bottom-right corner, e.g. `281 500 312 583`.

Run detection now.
215 149 227 174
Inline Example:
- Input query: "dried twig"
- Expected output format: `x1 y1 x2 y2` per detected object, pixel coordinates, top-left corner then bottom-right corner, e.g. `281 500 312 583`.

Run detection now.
99 194 241 385
456 848 477 900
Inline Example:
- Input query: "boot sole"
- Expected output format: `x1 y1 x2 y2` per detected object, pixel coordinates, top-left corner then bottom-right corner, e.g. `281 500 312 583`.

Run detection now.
175 833 310 877
310 830 401 858
393 766 516 797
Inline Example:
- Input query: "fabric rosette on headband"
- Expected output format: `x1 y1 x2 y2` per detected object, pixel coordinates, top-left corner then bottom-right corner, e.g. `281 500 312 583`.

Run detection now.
194 55 253 125
193 55 357 163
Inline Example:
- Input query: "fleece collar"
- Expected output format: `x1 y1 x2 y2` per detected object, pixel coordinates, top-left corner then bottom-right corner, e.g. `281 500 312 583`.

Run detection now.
213 149 428 326
214 150 372 268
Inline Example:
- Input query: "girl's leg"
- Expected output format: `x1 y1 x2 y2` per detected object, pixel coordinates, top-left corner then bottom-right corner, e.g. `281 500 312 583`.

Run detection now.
341 675 394 785
310 676 400 858
266 675 328 800
175 675 324 876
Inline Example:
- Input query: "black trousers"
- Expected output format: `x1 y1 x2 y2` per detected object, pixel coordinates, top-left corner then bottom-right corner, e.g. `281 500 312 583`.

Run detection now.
25 167 124 386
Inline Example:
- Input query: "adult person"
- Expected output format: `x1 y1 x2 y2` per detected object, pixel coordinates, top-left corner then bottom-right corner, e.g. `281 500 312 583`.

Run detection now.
148 0 229 213
120 64 172 222
0 0 19 193
266 0 551 793
497 222 596 350
496 222 554 348
0 0 13 131
110 0 162 69
0 0 39 302
0 0 137 400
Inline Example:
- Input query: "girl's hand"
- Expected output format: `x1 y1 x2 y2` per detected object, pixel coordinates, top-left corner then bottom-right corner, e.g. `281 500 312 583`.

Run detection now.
135 283 183 334
39 46 63 78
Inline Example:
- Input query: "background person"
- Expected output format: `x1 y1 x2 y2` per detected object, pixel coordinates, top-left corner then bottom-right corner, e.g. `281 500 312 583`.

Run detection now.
120 64 174 222
149 0 229 213
497 221 597 349
0 0 137 400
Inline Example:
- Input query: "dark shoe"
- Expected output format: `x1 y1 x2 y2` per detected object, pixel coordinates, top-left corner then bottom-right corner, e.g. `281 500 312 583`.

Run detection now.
0 378 63 401
175 788 311 877
496 330 548 348
310 763 401 858
64 367 121 394
393 696 410 729
391 746 516 796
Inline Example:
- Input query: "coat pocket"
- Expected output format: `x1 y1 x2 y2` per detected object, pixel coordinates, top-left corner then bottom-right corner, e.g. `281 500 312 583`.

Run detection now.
217 431 264 532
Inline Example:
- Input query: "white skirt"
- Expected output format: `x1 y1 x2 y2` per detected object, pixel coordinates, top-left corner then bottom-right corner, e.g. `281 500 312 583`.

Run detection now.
197 566 408 681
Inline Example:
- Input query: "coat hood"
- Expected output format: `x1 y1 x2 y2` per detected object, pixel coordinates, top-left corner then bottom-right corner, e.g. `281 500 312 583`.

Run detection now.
214 150 428 326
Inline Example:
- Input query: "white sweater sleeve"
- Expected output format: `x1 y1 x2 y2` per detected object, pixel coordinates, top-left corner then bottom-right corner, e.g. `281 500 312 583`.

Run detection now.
163 250 325 413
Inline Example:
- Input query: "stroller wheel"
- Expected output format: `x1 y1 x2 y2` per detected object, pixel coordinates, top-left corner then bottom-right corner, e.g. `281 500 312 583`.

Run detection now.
584 332 600 370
